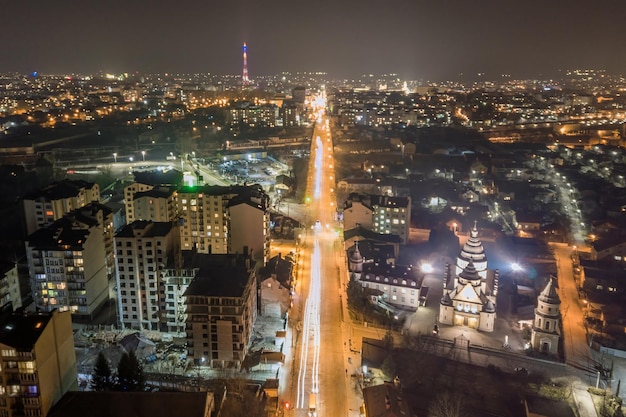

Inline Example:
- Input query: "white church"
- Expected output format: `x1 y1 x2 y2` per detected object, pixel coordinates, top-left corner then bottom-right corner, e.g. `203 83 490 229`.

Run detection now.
439 224 499 332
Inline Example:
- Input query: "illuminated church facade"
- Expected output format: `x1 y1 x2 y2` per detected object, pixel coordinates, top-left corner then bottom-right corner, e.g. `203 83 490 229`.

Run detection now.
439 225 499 332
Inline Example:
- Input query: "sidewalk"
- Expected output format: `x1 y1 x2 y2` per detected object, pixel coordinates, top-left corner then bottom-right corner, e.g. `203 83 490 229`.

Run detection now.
571 381 599 417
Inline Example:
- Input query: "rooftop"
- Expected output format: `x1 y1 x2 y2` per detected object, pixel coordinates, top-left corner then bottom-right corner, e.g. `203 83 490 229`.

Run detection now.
115 220 173 238
23 179 97 201
47 391 213 417
0 311 55 350
184 254 255 298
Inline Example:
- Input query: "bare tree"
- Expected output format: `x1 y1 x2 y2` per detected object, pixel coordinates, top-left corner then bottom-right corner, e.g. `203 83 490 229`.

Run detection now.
428 390 467 417
220 377 265 417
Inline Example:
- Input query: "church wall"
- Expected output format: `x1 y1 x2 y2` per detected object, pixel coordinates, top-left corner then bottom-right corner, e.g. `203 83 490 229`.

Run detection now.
439 305 454 325
478 312 495 332
531 333 559 355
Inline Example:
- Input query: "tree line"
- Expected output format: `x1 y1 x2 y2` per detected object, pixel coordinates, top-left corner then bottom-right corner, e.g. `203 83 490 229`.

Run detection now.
91 351 145 392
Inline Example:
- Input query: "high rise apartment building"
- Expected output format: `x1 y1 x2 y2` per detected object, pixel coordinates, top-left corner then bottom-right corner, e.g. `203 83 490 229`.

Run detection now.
23 180 100 235
0 261 21 312
228 190 270 263
123 170 182 224
0 310 77 417
68 202 115 276
125 183 178 224
178 185 270 262
184 254 256 369
114 221 180 331
133 188 178 223
25 215 109 318
160 252 214 336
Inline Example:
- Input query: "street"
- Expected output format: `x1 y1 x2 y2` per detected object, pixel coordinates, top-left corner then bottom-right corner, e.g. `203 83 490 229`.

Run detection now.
281 99 354 417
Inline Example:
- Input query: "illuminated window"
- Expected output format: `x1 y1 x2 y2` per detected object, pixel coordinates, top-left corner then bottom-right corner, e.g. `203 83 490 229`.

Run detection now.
1 349 16 357
18 361 36 373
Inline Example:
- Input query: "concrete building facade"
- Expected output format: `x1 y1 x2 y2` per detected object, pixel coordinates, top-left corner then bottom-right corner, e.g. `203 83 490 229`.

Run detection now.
23 180 100 235
25 217 109 318
184 254 257 369
178 185 270 262
0 310 77 417
132 188 178 223
0 261 21 312
343 193 411 244
114 221 180 331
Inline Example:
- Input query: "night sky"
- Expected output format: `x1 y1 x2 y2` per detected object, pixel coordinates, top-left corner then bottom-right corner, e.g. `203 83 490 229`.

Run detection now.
3 0 626 80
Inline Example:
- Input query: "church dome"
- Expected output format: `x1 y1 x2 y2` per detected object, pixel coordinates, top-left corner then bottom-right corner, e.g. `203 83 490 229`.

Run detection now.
538 277 560 305
348 241 364 273
458 261 481 283
349 241 363 264
458 224 487 266
440 292 452 306
482 300 496 313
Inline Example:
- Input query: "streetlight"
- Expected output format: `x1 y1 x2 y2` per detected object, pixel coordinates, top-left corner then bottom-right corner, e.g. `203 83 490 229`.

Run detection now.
129 157 134 162
141 150 146 161
113 152 117 163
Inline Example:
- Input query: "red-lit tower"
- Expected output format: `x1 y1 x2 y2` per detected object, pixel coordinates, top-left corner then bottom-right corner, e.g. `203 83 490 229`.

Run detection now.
242 43 249 84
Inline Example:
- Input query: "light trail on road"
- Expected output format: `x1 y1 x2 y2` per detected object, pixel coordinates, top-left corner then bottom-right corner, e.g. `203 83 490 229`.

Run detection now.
294 95 336 414
314 135 323 200
296 237 322 408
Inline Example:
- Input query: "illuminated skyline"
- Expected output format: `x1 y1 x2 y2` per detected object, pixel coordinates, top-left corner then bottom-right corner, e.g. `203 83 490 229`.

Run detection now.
2 0 626 80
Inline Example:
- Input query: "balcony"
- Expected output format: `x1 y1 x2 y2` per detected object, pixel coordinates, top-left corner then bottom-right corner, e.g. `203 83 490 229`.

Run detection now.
19 373 38 383
23 396 41 407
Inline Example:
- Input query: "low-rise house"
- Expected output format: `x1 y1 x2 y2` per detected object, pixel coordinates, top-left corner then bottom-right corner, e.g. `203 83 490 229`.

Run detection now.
344 225 401 258
259 276 290 318
590 234 626 261
362 380 411 417
357 262 422 311
580 259 626 296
